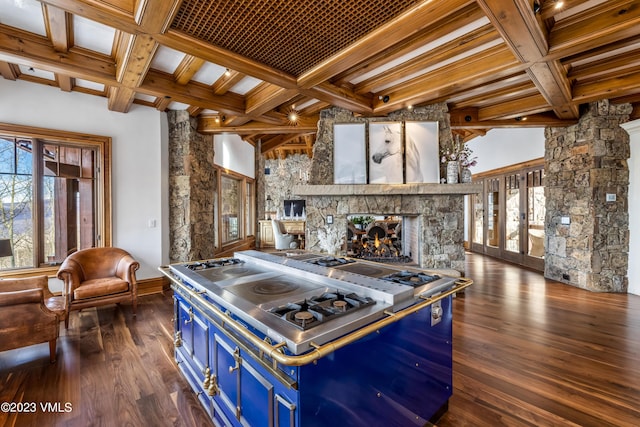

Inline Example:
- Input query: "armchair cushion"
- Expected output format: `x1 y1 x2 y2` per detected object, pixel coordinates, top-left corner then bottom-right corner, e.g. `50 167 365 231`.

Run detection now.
73 277 129 300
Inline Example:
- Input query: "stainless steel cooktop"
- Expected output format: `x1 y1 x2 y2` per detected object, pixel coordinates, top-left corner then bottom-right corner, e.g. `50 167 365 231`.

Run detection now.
168 250 458 354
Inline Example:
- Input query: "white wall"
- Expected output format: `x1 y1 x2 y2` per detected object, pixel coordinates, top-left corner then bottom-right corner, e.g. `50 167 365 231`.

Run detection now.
621 120 640 296
214 134 255 178
0 79 168 279
466 127 546 174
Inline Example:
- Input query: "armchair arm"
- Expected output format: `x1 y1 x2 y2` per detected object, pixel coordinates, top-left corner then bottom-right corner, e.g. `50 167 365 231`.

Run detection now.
0 288 44 308
57 258 83 296
115 254 140 285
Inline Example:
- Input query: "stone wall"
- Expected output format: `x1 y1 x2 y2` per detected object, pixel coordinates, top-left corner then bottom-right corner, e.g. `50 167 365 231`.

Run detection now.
301 192 466 272
168 111 216 262
545 100 631 292
263 154 311 219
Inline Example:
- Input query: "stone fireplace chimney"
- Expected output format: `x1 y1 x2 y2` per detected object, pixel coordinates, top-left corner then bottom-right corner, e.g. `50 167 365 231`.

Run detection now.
294 105 481 274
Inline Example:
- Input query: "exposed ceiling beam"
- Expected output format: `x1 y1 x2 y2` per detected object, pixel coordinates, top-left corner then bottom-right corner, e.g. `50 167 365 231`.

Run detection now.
297 0 475 88
476 0 577 119
373 45 523 114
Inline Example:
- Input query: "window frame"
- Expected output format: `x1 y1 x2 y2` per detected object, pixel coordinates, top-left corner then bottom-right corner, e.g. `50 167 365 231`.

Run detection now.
0 122 111 278
216 167 255 253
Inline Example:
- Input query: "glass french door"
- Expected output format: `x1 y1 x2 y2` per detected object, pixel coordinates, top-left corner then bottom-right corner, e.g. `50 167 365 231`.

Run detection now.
469 162 545 271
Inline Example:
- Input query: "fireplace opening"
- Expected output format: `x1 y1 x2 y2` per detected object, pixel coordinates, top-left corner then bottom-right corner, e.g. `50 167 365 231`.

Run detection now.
346 215 418 264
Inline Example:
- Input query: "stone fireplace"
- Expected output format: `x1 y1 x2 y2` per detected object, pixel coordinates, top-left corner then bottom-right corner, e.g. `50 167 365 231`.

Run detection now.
294 183 479 273
290 105 481 274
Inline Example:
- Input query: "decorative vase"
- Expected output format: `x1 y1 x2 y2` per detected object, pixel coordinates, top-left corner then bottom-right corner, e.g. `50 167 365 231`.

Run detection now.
461 167 472 183
446 161 459 184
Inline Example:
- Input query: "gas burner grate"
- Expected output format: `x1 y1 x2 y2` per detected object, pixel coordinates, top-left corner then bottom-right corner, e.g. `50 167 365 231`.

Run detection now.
186 258 243 270
269 290 375 330
380 271 441 287
305 256 356 267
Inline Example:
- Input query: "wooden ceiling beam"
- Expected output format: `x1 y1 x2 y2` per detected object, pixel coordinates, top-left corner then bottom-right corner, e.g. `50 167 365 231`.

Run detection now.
0 24 116 81
0 61 18 80
332 2 485 86
158 30 297 89
548 0 640 57
301 83 372 115
44 4 75 93
297 0 475 88
245 83 298 116
57 75 73 91
134 0 183 33
477 93 551 120
198 117 318 135
450 110 576 129
43 4 70 52
110 33 158 112
354 25 500 95
372 45 523 114
449 78 536 108
108 0 177 112
568 49 640 82
174 55 205 85
140 70 245 115
39 0 139 33
261 134 311 154
477 0 577 119
212 70 245 95
572 71 640 103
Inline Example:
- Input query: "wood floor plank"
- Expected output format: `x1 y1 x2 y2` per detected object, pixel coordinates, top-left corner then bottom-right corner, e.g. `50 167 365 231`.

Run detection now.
1 254 639 426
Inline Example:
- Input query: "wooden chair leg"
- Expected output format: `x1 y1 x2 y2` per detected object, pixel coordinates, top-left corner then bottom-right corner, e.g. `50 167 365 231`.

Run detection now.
132 296 137 317
49 339 57 364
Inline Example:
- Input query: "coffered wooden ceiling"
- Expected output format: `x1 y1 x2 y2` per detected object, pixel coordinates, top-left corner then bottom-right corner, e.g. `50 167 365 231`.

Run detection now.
1 0 640 159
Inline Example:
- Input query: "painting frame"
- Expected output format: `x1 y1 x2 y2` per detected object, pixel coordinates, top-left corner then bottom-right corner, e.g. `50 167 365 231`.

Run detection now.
368 122 403 184
333 123 367 184
404 121 440 184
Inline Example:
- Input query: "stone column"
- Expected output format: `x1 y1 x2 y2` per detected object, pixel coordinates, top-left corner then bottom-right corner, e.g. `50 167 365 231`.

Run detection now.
168 111 215 262
545 100 631 292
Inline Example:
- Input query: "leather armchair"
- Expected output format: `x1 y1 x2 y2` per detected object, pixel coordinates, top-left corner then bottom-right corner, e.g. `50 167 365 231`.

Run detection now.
0 275 65 363
57 247 140 329
272 219 298 250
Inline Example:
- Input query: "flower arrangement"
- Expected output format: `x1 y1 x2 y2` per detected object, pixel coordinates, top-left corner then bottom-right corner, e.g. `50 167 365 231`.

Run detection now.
440 135 477 168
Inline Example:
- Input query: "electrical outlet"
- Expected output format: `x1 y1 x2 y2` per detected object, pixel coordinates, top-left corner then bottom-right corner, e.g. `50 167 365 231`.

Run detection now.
606 193 616 202
562 273 570 281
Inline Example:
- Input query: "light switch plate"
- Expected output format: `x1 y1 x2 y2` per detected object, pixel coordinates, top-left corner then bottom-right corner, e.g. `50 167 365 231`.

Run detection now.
561 216 570 225
606 193 616 202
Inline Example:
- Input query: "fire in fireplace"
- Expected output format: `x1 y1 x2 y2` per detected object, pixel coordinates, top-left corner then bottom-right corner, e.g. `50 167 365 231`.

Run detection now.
347 215 414 263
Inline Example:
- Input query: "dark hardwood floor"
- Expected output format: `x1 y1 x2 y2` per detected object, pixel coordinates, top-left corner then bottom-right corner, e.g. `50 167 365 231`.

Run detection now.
1 253 639 426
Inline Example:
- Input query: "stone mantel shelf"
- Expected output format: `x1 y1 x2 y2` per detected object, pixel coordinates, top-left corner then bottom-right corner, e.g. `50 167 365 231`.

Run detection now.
293 183 482 196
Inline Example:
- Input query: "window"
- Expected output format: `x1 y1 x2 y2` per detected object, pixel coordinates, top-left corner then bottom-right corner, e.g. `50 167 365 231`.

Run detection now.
0 124 110 272
218 171 255 248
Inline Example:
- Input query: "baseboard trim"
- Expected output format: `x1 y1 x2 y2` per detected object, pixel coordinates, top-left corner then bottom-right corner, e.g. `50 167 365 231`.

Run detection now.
138 276 170 296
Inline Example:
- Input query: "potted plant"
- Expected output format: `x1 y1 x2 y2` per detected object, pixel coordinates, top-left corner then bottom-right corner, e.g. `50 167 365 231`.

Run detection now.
351 216 364 230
